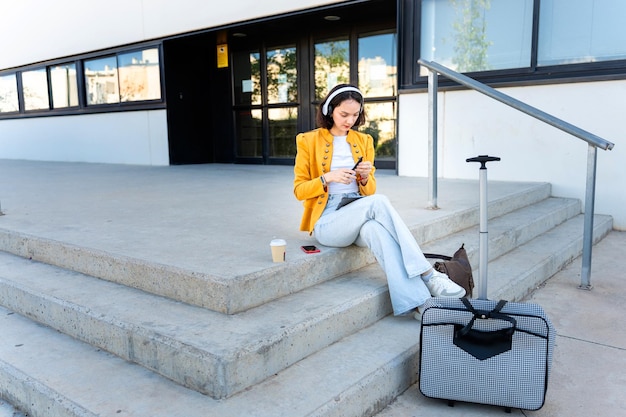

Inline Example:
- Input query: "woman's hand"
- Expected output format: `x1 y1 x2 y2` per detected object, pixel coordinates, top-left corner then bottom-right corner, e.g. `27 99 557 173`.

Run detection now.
324 168 357 185
355 160 372 183
324 160 373 185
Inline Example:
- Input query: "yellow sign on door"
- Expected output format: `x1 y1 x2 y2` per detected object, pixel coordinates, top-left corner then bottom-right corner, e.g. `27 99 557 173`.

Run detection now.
217 44 228 68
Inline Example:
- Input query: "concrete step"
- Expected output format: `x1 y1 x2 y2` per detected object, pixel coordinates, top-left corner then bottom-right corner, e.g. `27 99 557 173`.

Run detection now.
0 253 391 399
488 213 613 301
0 187 566 400
0 182 552 314
0 303 418 417
422 197 582 267
0 213 613 417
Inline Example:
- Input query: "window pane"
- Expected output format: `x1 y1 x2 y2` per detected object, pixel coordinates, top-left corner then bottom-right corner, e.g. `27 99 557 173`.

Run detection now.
314 39 350 100
22 68 50 111
363 101 396 160
269 107 298 157
538 0 626 66
358 32 397 97
420 0 533 73
233 50 261 105
84 56 119 105
235 109 262 157
50 63 79 108
118 48 161 102
0 73 19 113
266 46 297 104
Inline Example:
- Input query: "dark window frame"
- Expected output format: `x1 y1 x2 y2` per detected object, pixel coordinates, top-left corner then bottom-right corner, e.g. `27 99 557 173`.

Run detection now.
399 0 626 91
0 42 165 120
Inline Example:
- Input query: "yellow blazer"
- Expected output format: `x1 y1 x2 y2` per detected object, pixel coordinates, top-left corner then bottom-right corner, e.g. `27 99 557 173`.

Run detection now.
293 128 377 233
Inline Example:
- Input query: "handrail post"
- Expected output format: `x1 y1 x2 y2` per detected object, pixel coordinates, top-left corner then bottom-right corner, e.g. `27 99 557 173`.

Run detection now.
580 144 598 290
427 69 439 209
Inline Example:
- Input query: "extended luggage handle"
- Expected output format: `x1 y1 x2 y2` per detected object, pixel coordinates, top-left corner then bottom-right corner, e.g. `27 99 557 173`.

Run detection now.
454 299 517 360
466 155 501 168
466 155 500 299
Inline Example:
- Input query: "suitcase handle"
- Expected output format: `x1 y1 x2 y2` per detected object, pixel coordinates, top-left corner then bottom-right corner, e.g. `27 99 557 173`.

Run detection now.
454 299 517 360
466 154 501 169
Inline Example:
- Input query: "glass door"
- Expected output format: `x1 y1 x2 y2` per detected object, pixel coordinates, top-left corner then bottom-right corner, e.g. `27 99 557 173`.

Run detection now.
266 45 298 159
358 31 397 166
233 49 262 159
313 32 397 168
230 23 397 166
314 37 350 100
232 44 298 162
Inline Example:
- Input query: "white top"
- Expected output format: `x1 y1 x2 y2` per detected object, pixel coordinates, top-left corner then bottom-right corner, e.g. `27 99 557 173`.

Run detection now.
328 135 359 195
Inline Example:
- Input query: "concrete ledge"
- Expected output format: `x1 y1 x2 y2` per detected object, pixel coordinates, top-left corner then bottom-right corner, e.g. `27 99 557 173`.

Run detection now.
0 183 552 314
0 305 420 417
490 214 613 301
0 255 392 399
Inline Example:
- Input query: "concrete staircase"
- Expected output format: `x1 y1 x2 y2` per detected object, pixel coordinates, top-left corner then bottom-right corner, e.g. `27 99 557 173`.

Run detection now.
0 182 613 417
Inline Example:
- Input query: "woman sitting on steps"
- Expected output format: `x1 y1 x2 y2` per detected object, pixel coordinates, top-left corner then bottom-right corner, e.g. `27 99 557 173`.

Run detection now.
293 83 465 319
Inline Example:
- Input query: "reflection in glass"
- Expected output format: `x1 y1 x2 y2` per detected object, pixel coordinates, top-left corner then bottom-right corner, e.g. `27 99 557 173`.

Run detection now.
236 109 262 157
0 73 19 113
22 68 50 111
84 56 119 105
420 0 533 74
118 48 161 102
314 39 349 100
362 102 396 160
538 0 626 66
50 63 79 108
358 33 397 97
233 50 261 105
269 107 298 157
266 46 297 104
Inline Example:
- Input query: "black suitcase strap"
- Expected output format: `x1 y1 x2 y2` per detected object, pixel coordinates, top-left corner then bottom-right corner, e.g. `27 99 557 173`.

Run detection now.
457 298 516 336
452 299 518 360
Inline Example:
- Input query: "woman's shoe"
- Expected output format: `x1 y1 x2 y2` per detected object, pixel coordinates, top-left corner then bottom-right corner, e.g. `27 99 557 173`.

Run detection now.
424 269 466 298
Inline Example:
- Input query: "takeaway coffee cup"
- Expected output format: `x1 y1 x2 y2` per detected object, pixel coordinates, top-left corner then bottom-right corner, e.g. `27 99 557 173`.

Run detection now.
270 239 286 262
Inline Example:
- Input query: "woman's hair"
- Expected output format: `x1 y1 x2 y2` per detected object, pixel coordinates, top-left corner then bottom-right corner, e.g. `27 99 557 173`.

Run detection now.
316 84 366 129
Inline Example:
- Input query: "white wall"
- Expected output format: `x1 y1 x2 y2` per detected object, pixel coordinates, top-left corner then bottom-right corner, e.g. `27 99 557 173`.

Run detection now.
398 80 625 230
0 110 169 166
0 0 342 69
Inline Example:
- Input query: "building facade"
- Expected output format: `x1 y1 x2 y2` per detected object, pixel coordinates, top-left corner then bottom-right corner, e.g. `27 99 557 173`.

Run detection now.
1 0 624 228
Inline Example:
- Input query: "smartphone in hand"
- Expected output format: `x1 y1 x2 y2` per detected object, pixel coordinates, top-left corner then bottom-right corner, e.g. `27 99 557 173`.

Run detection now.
352 156 363 171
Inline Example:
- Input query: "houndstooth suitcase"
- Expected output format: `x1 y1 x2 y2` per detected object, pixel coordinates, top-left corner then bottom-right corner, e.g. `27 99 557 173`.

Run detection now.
418 155 555 411
419 297 555 410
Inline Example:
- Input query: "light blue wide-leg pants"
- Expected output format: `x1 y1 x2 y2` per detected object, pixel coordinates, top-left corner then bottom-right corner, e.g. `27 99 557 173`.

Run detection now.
313 193 433 315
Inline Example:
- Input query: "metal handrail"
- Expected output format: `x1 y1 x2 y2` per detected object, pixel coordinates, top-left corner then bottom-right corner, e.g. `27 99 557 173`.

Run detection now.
418 59 615 289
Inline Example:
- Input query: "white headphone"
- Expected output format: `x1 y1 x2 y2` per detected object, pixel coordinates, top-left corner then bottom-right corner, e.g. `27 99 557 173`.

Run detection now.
321 86 363 116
